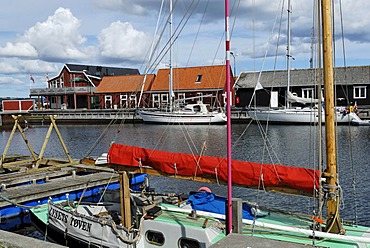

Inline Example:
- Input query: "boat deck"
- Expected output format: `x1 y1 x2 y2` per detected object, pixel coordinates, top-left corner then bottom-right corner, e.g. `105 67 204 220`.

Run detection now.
210 233 315 248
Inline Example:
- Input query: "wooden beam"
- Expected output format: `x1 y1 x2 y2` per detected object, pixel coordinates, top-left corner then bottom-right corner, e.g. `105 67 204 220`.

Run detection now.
109 164 315 198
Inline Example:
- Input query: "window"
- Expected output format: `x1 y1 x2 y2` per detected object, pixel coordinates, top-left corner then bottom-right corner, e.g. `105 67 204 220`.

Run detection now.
161 94 168 103
120 94 127 108
196 92 203 103
301 88 315 99
152 94 160 108
129 94 137 108
178 238 200 248
105 95 112 109
60 75 64 88
146 230 165 246
354 86 366 99
195 74 202 83
177 93 185 106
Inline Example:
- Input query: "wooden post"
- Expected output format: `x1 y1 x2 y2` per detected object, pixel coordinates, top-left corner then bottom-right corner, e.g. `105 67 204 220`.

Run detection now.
35 119 54 169
232 198 242 234
34 115 73 168
50 115 73 163
1 116 38 169
120 171 131 228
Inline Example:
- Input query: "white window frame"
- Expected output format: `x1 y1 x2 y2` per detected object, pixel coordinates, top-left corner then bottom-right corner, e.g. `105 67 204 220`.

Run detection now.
177 93 185 103
105 95 112 109
161 94 168 103
196 92 203 103
60 75 64 88
152 94 160 108
130 94 137 107
302 88 315 99
120 94 127 108
353 86 367 99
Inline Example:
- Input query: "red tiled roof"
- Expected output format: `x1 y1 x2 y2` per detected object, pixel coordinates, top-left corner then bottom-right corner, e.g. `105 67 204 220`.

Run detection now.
151 65 228 91
95 74 155 93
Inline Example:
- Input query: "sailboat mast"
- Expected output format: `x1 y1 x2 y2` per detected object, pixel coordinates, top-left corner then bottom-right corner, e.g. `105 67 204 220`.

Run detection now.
169 0 174 112
224 0 232 234
321 0 344 234
286 0 292 108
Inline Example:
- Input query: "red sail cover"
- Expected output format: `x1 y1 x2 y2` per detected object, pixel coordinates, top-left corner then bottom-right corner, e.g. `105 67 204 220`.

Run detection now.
108 143 320 194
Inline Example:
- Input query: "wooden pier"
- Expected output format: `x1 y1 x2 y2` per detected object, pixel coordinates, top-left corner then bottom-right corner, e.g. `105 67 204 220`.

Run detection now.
0 169 118 208
1 108 252 126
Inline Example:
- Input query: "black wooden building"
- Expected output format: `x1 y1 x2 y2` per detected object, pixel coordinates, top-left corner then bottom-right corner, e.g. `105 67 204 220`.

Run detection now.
234 65 370 109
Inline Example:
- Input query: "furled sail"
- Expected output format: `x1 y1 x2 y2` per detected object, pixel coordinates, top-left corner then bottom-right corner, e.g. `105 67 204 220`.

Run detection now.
108 143 320 195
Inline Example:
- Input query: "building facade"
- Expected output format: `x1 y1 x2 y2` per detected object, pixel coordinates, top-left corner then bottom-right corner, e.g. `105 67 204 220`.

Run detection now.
30 64 139 110
94 74 155 109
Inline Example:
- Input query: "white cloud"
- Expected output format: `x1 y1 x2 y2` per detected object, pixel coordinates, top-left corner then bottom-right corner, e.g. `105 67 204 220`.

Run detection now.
0 62 20 74
21 7 87 61
98 21 151 60
17 60 59 74
0 58 59 75
0 76 24 86
0 42 38 58
0 7 88 62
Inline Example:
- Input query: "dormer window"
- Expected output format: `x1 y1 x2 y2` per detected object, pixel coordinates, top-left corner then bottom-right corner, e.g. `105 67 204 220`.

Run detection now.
195 74 202 83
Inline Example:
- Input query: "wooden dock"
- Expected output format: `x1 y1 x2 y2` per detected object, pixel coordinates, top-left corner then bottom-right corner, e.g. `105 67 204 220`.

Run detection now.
0 169 118 208
1 108 252 126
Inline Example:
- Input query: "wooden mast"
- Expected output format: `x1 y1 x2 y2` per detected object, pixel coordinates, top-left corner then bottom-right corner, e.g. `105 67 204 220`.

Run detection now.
321 0 344 234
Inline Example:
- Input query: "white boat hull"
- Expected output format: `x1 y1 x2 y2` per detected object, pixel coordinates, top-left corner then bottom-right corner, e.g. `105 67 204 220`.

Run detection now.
139 110 226 124
44 200 224 248
247 108 360 124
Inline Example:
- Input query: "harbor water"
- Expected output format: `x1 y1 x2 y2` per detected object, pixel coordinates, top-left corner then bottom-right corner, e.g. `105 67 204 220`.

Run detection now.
1 122 370 238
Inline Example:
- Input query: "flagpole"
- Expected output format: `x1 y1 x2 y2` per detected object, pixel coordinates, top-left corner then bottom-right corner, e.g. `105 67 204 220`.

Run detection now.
29 74 32 93
225 0 232 234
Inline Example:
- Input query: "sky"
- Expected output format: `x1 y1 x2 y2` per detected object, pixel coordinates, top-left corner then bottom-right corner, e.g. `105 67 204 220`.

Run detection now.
1 0 370 98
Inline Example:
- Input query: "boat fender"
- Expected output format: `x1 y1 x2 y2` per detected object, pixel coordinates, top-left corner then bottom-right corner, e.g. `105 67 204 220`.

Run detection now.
197 187 211 193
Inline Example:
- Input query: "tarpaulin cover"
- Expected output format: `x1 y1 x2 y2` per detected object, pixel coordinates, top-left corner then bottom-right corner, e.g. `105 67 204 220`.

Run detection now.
108 143 320 194
187 191 255 220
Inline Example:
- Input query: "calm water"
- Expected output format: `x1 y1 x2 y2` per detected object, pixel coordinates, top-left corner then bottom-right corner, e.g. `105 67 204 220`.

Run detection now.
1 122 370 236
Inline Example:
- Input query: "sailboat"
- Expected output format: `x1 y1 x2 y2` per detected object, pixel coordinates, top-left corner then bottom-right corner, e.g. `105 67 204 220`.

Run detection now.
30 0 370 247
138 0 226 124
247 0 361 124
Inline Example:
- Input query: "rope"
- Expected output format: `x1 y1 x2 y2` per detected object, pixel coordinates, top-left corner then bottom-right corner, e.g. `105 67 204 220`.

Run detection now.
96 171 117 205
109 213 147 244
0 195 32 209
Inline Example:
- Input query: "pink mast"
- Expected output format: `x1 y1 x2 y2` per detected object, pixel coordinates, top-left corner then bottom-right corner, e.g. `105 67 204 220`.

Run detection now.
224 0 232 234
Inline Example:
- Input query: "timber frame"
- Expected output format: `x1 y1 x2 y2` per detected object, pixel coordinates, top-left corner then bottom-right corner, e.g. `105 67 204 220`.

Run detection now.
0 115 75 172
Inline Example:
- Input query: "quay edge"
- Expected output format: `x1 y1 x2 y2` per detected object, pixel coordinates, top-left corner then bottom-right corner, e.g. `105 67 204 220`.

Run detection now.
0 229 67 248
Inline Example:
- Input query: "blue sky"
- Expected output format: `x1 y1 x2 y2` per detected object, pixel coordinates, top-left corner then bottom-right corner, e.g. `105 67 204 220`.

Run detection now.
1 0 370 98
